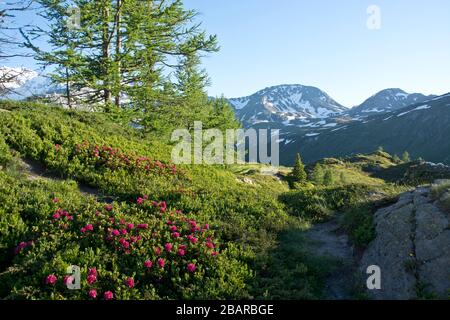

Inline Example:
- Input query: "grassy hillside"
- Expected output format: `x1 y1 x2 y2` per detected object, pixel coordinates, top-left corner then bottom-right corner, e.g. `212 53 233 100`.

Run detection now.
0 101 415 300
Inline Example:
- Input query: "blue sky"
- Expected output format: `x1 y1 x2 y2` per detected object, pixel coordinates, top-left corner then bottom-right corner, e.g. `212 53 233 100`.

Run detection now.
183 0 450 106
4 0 450 106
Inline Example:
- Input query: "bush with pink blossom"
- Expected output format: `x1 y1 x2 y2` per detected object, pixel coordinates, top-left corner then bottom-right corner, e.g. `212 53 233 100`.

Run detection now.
0 196 250 299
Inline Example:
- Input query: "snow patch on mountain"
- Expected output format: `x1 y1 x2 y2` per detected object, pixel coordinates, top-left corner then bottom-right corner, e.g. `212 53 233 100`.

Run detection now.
229 84 347 126
349 88 435 117
0 67 39 95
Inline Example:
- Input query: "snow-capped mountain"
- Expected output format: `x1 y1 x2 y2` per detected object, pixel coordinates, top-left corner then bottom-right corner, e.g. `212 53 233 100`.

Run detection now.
228 84 347 126
0 66 61 100
348 88 436 117
0 67 38 95
277 92 450 165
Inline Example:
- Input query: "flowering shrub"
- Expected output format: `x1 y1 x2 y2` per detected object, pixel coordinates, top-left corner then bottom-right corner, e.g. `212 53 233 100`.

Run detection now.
71 141 179 177
0 102 291 299
0 196 250 300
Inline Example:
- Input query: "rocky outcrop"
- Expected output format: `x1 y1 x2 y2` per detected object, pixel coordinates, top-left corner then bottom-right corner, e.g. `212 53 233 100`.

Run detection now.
360 182 450 299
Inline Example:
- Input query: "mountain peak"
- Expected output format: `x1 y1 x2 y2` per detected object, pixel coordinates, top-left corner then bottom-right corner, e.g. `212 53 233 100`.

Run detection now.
0 66 38 92
228 84 346 126
350 88 436 116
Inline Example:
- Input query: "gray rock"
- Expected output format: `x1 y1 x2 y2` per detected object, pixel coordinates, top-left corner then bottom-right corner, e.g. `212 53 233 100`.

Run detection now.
360 182 450 299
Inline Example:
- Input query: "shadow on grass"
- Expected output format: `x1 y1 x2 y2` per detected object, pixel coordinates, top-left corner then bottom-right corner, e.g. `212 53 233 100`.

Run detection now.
250 222 341 300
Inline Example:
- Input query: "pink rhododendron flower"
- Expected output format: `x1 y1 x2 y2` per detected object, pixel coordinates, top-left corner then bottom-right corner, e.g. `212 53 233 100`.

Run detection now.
159 201 167 213
189 220 197 228
188 236 198 244
120 229 128 235
211 251 219 257
52 198 60 203
144 260 153 268
85 224 94 231
81 227 87 233
104 291 114 300
178 249 185 256
187 263 196 273
137 224 148 230
155 247 161 255
126 223 134 230
89 289 97 299
164 243 173 252
87 274 97 285
119 238 130 249
204 224 210 230
111 229 120 236
67 215 74 221
53 212 61 219
46 274 57 285
157 258 165 268
172 232 180 238
124 277 135 288
206 242 215 249
88 268 97 276
170 225 177 232
104 204 113 212
137 197 144 205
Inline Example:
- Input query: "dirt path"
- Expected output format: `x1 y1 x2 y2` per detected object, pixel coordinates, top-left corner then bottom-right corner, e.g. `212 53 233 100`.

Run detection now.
305 216 357 299
19 157 104 199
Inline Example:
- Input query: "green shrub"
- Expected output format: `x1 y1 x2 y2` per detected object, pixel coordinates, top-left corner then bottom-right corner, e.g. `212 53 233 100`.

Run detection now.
0 135 13 166
279 186 332 222
342 203 375 247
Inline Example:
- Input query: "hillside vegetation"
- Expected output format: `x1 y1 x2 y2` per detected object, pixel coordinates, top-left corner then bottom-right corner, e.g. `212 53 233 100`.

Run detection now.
0 101 419 299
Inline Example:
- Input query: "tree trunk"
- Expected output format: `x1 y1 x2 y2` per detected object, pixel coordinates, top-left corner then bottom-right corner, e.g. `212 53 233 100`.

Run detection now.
114 0 122 108
102 4 111 109
65 67 72 109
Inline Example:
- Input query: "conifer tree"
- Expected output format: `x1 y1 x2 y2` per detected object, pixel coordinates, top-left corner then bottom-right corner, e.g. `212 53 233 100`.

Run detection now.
291 153 307 183
312 163 324 185
22 0 218 115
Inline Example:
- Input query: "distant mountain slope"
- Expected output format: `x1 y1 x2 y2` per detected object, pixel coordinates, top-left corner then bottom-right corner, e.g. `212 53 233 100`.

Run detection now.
0 67 62 100
278 93 450 165
0 67 38 97
228 84 347 126
349 88 436 117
